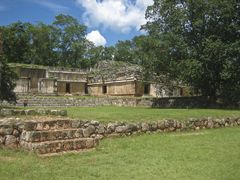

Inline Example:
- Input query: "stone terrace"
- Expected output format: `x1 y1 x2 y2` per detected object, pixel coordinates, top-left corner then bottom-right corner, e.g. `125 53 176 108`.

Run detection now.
0 117 240 155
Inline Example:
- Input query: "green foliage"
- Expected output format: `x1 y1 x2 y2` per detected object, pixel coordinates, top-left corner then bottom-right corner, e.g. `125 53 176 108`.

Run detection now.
143 0 240 103
0 56 17 102
53 14 90 67
2 22 32 64
28 22 59 66
84 45 115 67
114 40 136 63
1 14 93 69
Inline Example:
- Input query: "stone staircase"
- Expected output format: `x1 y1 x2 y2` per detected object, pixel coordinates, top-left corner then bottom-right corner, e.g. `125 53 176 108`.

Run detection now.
16 95 138 107
19 120 99 155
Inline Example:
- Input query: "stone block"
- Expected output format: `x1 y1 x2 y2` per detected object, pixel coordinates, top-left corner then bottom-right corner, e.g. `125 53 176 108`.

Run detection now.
83 125 95 137
106 123 116 133
157 121 165 130
150 122 158 131
0 126 14 135
13 129 20 137
71 120 82 128
141 122 150 132
75 129 83 138
127 123 138 132
5 135 18 148
24 121 37 131
97 124 106 134
85 138 95 148
115 125 128 133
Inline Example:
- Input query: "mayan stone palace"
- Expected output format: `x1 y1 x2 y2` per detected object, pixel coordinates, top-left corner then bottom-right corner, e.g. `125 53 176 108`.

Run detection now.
11 61 190 98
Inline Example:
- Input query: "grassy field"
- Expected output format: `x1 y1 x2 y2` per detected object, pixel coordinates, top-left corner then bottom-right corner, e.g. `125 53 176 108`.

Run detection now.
0 127 239 180
66 106 240 122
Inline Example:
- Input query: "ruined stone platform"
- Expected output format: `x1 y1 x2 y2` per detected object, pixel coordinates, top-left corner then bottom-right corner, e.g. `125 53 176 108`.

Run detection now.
0 117 240 155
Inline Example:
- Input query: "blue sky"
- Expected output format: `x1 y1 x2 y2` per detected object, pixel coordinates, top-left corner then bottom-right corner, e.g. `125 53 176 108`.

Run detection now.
0 0 153 46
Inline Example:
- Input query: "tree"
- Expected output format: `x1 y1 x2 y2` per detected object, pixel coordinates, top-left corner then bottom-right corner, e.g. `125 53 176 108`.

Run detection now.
143 0 240 103
28 23 58 66
1 22 32 63
53 14 90 67
0 30 17 102
114 40 135 63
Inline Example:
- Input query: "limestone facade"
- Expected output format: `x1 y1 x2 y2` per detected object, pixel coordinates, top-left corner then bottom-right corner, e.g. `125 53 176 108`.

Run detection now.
11 63 188 97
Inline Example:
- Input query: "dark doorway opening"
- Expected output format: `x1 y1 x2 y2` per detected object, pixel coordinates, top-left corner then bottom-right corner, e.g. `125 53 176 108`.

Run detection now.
102 85 107 94
66 83 71 93
85 84 88 94
144 84 150 95
180 88 183 96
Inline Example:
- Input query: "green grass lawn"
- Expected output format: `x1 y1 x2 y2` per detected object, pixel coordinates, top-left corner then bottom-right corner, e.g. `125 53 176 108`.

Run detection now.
0 127 240 180
66 106 240 122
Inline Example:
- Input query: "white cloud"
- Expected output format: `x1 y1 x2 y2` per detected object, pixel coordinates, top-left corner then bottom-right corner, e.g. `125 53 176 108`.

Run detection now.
32 0 69 12
76 0 153 33
86 30 107 46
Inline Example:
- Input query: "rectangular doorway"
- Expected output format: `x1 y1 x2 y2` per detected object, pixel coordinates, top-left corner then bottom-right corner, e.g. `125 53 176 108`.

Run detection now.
102 85 107 94
66 83 71 93
144 84 150 95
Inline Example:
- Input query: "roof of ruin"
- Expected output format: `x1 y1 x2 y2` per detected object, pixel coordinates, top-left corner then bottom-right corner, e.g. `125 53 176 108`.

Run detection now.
88 61 143 83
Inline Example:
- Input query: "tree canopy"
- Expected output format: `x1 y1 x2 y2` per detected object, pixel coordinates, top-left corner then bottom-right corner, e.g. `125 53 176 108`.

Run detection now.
1 14 92 69
1 6 239 104
0 31 17 102
142 0 240 103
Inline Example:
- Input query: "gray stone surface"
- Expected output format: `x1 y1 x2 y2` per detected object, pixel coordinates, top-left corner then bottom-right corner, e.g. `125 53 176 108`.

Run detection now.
97 125 105 134
0 116 239 154
141 122 150 132
115 126 128 133
5 135 18 148
83 125 95 137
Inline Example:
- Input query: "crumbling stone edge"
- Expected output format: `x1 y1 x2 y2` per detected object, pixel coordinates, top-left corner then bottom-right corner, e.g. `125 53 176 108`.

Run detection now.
0 117 239 154
0 108 67 117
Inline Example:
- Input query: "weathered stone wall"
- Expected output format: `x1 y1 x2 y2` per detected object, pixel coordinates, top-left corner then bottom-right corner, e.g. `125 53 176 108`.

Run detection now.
38 78 57 94
16 96 137 107
0 117 239 154
149 84 183 97
57 81 86 95
17 67 46 92
0 109 67 117
87 84 103 96
14 78 30 93
88 81 138 96
15 95 240 108
48 71 87 81
0 119 24 148
69 82 86 95
106 81 137 96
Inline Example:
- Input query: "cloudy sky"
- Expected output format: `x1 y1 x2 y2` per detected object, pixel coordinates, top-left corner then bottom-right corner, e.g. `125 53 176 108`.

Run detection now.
0 0 153 46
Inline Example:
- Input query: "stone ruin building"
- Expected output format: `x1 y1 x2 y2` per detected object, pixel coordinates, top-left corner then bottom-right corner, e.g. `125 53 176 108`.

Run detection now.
10 61 189 97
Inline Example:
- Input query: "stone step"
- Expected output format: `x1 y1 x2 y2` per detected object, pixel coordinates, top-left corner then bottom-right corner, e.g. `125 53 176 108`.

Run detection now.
21 129 84 142
24 120 74 131
20 138 98 154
